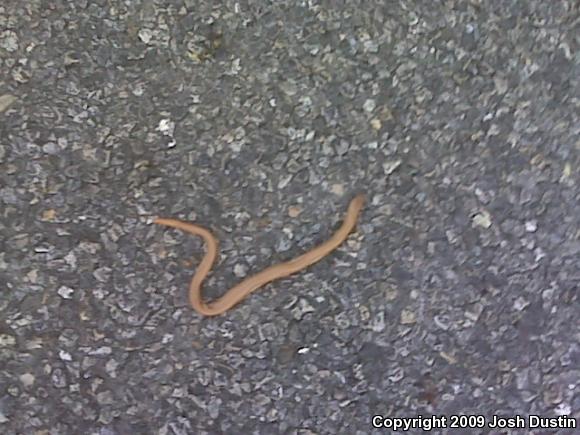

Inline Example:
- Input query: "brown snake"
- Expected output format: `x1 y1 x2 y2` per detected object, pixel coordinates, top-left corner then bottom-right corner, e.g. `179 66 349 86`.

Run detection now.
154 194 365 316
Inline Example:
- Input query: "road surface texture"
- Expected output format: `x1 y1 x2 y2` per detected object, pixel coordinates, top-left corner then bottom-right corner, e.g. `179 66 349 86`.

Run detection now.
1 1 578 434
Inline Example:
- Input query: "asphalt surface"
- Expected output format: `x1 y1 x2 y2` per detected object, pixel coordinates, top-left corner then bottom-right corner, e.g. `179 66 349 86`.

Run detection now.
1 1 579 434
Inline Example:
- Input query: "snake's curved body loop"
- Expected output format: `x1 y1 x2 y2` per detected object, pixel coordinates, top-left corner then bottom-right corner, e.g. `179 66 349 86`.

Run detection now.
154 194 365 316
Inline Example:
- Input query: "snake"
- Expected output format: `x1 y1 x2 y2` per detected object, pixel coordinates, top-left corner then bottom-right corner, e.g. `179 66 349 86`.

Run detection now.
154 194 365 316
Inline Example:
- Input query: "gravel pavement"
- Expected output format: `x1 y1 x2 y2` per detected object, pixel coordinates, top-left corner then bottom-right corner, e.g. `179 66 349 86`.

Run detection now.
1 1 579 434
